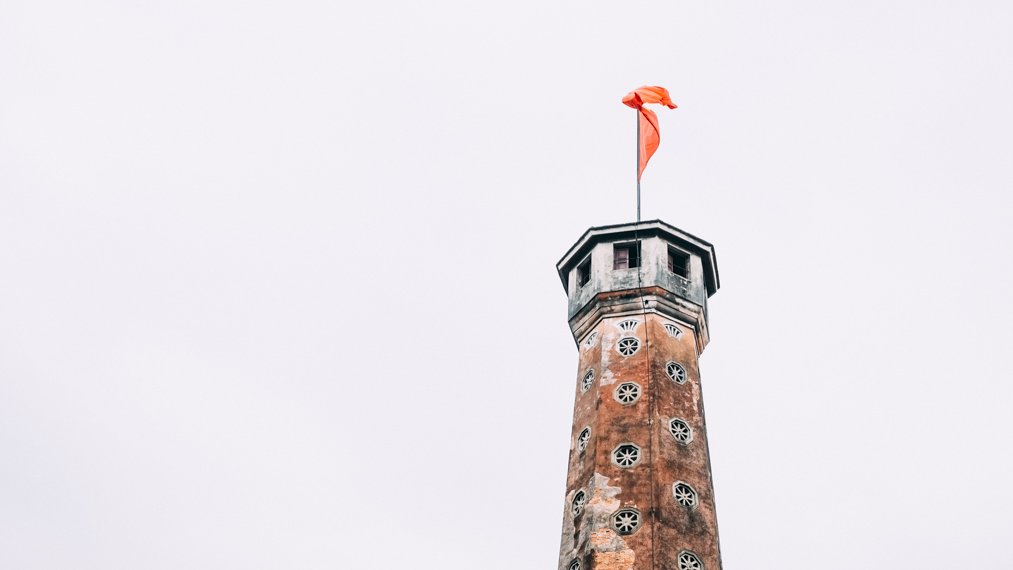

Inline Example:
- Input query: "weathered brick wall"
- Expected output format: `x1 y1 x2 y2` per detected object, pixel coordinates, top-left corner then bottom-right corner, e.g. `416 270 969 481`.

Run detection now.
558 311 721 570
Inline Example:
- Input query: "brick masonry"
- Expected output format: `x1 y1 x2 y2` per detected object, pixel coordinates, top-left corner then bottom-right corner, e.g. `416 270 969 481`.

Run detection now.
555 221 723 570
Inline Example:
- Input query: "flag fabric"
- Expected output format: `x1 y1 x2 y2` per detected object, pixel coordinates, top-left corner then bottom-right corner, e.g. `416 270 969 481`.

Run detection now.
622 86 677 181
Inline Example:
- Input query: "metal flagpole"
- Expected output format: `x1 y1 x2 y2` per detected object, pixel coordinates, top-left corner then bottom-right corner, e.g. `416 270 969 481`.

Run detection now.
636 109 641 222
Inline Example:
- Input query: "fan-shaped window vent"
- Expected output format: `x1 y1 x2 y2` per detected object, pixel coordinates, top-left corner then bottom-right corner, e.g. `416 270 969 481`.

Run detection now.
568 560 581 570
577 427 591 453
664 323 684 339
678 551 703 570
669 418 693 444
617 337 640 356
584 332 598 347
612 443 641 468
673 482 698 508
666 361 687 384
611 508 641 535
617 319 639 332
614 382 641 405
580 370 595 393
571 490 587 517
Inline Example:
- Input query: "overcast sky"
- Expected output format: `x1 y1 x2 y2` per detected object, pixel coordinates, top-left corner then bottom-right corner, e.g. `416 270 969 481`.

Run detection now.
3 1 1013 569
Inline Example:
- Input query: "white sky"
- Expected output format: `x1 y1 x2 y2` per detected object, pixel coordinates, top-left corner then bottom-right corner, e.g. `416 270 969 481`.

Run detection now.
2 1 1013 568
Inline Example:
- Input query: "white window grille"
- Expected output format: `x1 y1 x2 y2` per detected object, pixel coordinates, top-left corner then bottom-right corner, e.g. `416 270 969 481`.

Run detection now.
577 427 591 453
672 481 698 508
664 323 684 339
612 443 641 468
678 551 703 570
568 560 581 570
666 361 687 384
584 332 598 347
571 490 586 517
614 382 641 405
580 369 595 393
616 319 639 332
617 337 640 356
669 418 693 444
611 508 641 535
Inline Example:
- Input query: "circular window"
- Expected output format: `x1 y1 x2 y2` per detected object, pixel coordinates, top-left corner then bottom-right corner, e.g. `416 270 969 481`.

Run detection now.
678 551 703 570
669 418 693 444
666 361 687 384
568 560 581 570
571 489 587 517
613 382 641 405
577 427 591 453
672 481 698 508
617 337 640 356
612 443 641 468
580 369 595 393
611 508 641 535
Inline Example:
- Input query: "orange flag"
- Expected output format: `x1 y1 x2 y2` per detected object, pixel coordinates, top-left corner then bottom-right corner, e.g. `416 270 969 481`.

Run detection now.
622 86 677 181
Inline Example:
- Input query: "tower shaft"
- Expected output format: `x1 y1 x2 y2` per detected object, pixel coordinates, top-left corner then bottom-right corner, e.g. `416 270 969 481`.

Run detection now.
556 221 723 570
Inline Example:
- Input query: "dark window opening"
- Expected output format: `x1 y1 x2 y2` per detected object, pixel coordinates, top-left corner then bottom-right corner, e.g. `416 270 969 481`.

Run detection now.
668 247 690 280
613 243 640 270
576 257 591 288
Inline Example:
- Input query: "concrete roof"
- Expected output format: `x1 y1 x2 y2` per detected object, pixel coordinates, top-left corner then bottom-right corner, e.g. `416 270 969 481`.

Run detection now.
556 219 721 297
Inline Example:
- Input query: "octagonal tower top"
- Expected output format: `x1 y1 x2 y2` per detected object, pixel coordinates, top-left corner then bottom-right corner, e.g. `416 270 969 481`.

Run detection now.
556 219 720 351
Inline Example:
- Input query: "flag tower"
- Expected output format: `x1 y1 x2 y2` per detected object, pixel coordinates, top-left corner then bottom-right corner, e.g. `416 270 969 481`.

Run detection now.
555 220 723 570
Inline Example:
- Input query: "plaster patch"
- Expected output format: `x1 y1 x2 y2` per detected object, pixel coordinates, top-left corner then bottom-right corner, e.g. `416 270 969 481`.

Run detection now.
599 368 617 386
601 334 615 369
558 473 633 570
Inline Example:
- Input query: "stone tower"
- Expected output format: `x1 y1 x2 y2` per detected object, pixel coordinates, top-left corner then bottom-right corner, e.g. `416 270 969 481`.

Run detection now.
555 220 722 570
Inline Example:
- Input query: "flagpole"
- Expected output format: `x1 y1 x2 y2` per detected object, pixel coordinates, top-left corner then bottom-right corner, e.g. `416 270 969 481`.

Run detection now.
636 109 641 223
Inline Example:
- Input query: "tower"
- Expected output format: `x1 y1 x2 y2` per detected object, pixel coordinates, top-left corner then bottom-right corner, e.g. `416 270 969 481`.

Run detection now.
556 220 722 570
